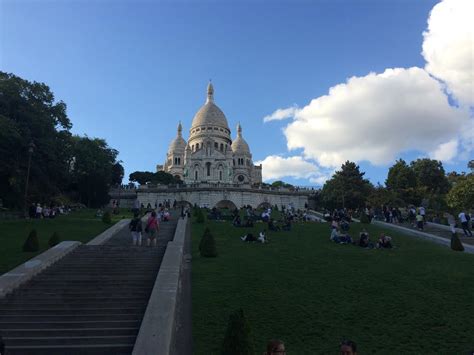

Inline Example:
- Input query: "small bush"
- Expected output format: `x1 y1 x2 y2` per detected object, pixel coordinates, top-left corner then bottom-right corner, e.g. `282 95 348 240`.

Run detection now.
196 208 205 223
221 308 255 355
23 229 39 252
199 227 217 257
451 233 464 252
360 213 370 224
48 232 61 247
102 211 112 224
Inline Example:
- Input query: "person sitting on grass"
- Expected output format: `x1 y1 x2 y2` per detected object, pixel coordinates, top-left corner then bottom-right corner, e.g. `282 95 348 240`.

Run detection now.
358 229 373 248
268 218 280 232
241 233 257 242
377 233 393 249
340 340 357 355
330 227 353 244
265 339 286 355
257 230 267 243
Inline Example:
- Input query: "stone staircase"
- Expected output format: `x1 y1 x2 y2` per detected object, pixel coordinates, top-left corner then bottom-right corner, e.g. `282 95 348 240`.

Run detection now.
0 217 177 354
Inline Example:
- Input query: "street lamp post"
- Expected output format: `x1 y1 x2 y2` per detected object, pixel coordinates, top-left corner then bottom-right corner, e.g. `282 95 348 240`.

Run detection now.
23 141 35 218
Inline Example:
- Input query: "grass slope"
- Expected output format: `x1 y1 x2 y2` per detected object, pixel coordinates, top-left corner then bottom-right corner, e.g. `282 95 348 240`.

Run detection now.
192 219 474 354
0 208 132 275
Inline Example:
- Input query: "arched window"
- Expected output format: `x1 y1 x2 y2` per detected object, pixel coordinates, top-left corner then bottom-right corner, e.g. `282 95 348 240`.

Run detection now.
220 143 224 151
233 159 235 166
206 162 211 176
219 170 223 180
196 143 200 150
195 170 198 180
214 142 218 149
178 157 181 165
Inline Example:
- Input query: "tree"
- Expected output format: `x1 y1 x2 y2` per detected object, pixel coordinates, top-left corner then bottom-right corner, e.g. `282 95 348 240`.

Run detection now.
221 309 254 355
446 175 474 211
385 159 419 203
0 72 122 209
271 180 293 189
199 227 217 257
410 158 450 194
0 72 72 207
68 136 119 207
320 161 373 209
129 170 181 185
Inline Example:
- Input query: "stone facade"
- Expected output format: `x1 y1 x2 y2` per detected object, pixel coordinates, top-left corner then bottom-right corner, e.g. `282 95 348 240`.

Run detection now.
136 185 309 210
161 83 262 185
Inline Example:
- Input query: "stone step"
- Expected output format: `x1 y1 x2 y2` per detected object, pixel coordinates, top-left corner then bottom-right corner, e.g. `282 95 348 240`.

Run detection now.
0 314 142 322
4 335 136 346
7 292 150 299
5 343 134 355
0 320 141 329
0 214 179 354
1 327 138 337
0 306 146 315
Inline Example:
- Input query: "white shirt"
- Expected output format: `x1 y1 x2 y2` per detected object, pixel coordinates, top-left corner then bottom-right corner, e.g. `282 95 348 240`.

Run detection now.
258 232 266 243
459 212 467 223
419 207 425 216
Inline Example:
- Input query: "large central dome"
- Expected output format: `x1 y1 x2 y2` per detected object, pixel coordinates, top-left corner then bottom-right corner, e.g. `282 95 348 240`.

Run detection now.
190 82 230 131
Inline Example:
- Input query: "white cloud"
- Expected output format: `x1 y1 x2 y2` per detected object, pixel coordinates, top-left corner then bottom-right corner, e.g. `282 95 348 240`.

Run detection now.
255 155 324 182
429 139 459 161
422 0 474 106
283 67 469 168
263 105 298 122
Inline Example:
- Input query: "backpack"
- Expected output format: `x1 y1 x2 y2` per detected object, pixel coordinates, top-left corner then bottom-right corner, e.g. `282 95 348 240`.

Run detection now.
129 218 142 232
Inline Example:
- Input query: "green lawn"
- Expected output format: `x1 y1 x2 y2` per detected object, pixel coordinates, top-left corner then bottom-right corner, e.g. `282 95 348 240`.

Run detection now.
0 208 133 275
192 218 474 354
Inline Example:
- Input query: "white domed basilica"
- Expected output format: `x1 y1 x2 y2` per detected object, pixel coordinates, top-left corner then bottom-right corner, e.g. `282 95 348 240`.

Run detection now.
160 82 262 185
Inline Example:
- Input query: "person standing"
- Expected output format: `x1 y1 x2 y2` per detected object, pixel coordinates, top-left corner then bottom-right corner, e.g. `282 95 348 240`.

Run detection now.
458 211 473 237
129 212 143 246
445 213 456 235
145 211 159 246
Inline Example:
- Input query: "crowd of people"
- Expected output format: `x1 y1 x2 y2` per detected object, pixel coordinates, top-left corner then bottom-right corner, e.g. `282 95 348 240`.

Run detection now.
27 203 72 219
330 221 394 249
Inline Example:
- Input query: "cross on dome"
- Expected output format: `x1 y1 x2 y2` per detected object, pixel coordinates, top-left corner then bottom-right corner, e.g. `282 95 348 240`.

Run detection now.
206 81 214 103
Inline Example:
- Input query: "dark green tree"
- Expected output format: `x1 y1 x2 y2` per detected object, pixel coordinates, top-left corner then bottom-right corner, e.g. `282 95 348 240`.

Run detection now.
129 170 181 185
69 136 118 207
0 72 72 207
23 229 39 252
321 161 373 209
446 175 474 211
221 308 255 355
410 158 450 194
199 227 217 257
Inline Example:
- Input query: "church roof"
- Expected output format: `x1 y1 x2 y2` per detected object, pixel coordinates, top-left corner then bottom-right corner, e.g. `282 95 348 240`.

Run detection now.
190 82 230 131
231 123 250 155
168 122 187 153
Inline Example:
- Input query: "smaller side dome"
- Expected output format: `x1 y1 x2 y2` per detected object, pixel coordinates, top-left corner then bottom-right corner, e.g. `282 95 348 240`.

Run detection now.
231 123 250 155
168 121 187 153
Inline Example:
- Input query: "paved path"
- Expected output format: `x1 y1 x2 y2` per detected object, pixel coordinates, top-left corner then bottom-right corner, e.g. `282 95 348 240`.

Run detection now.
397 221 474 246
0 217 177 355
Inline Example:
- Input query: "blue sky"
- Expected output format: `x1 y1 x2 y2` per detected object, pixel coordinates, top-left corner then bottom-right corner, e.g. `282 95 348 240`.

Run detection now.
2 0 472 186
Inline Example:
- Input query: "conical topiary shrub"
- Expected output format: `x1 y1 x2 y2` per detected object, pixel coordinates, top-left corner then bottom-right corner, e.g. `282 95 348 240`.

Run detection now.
23 229 39 252
451 233 464 251
199 227 217 257
221 308 255 355
102 211 112 224
360 213 370 224
48 232 61 247
196 208 205 223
